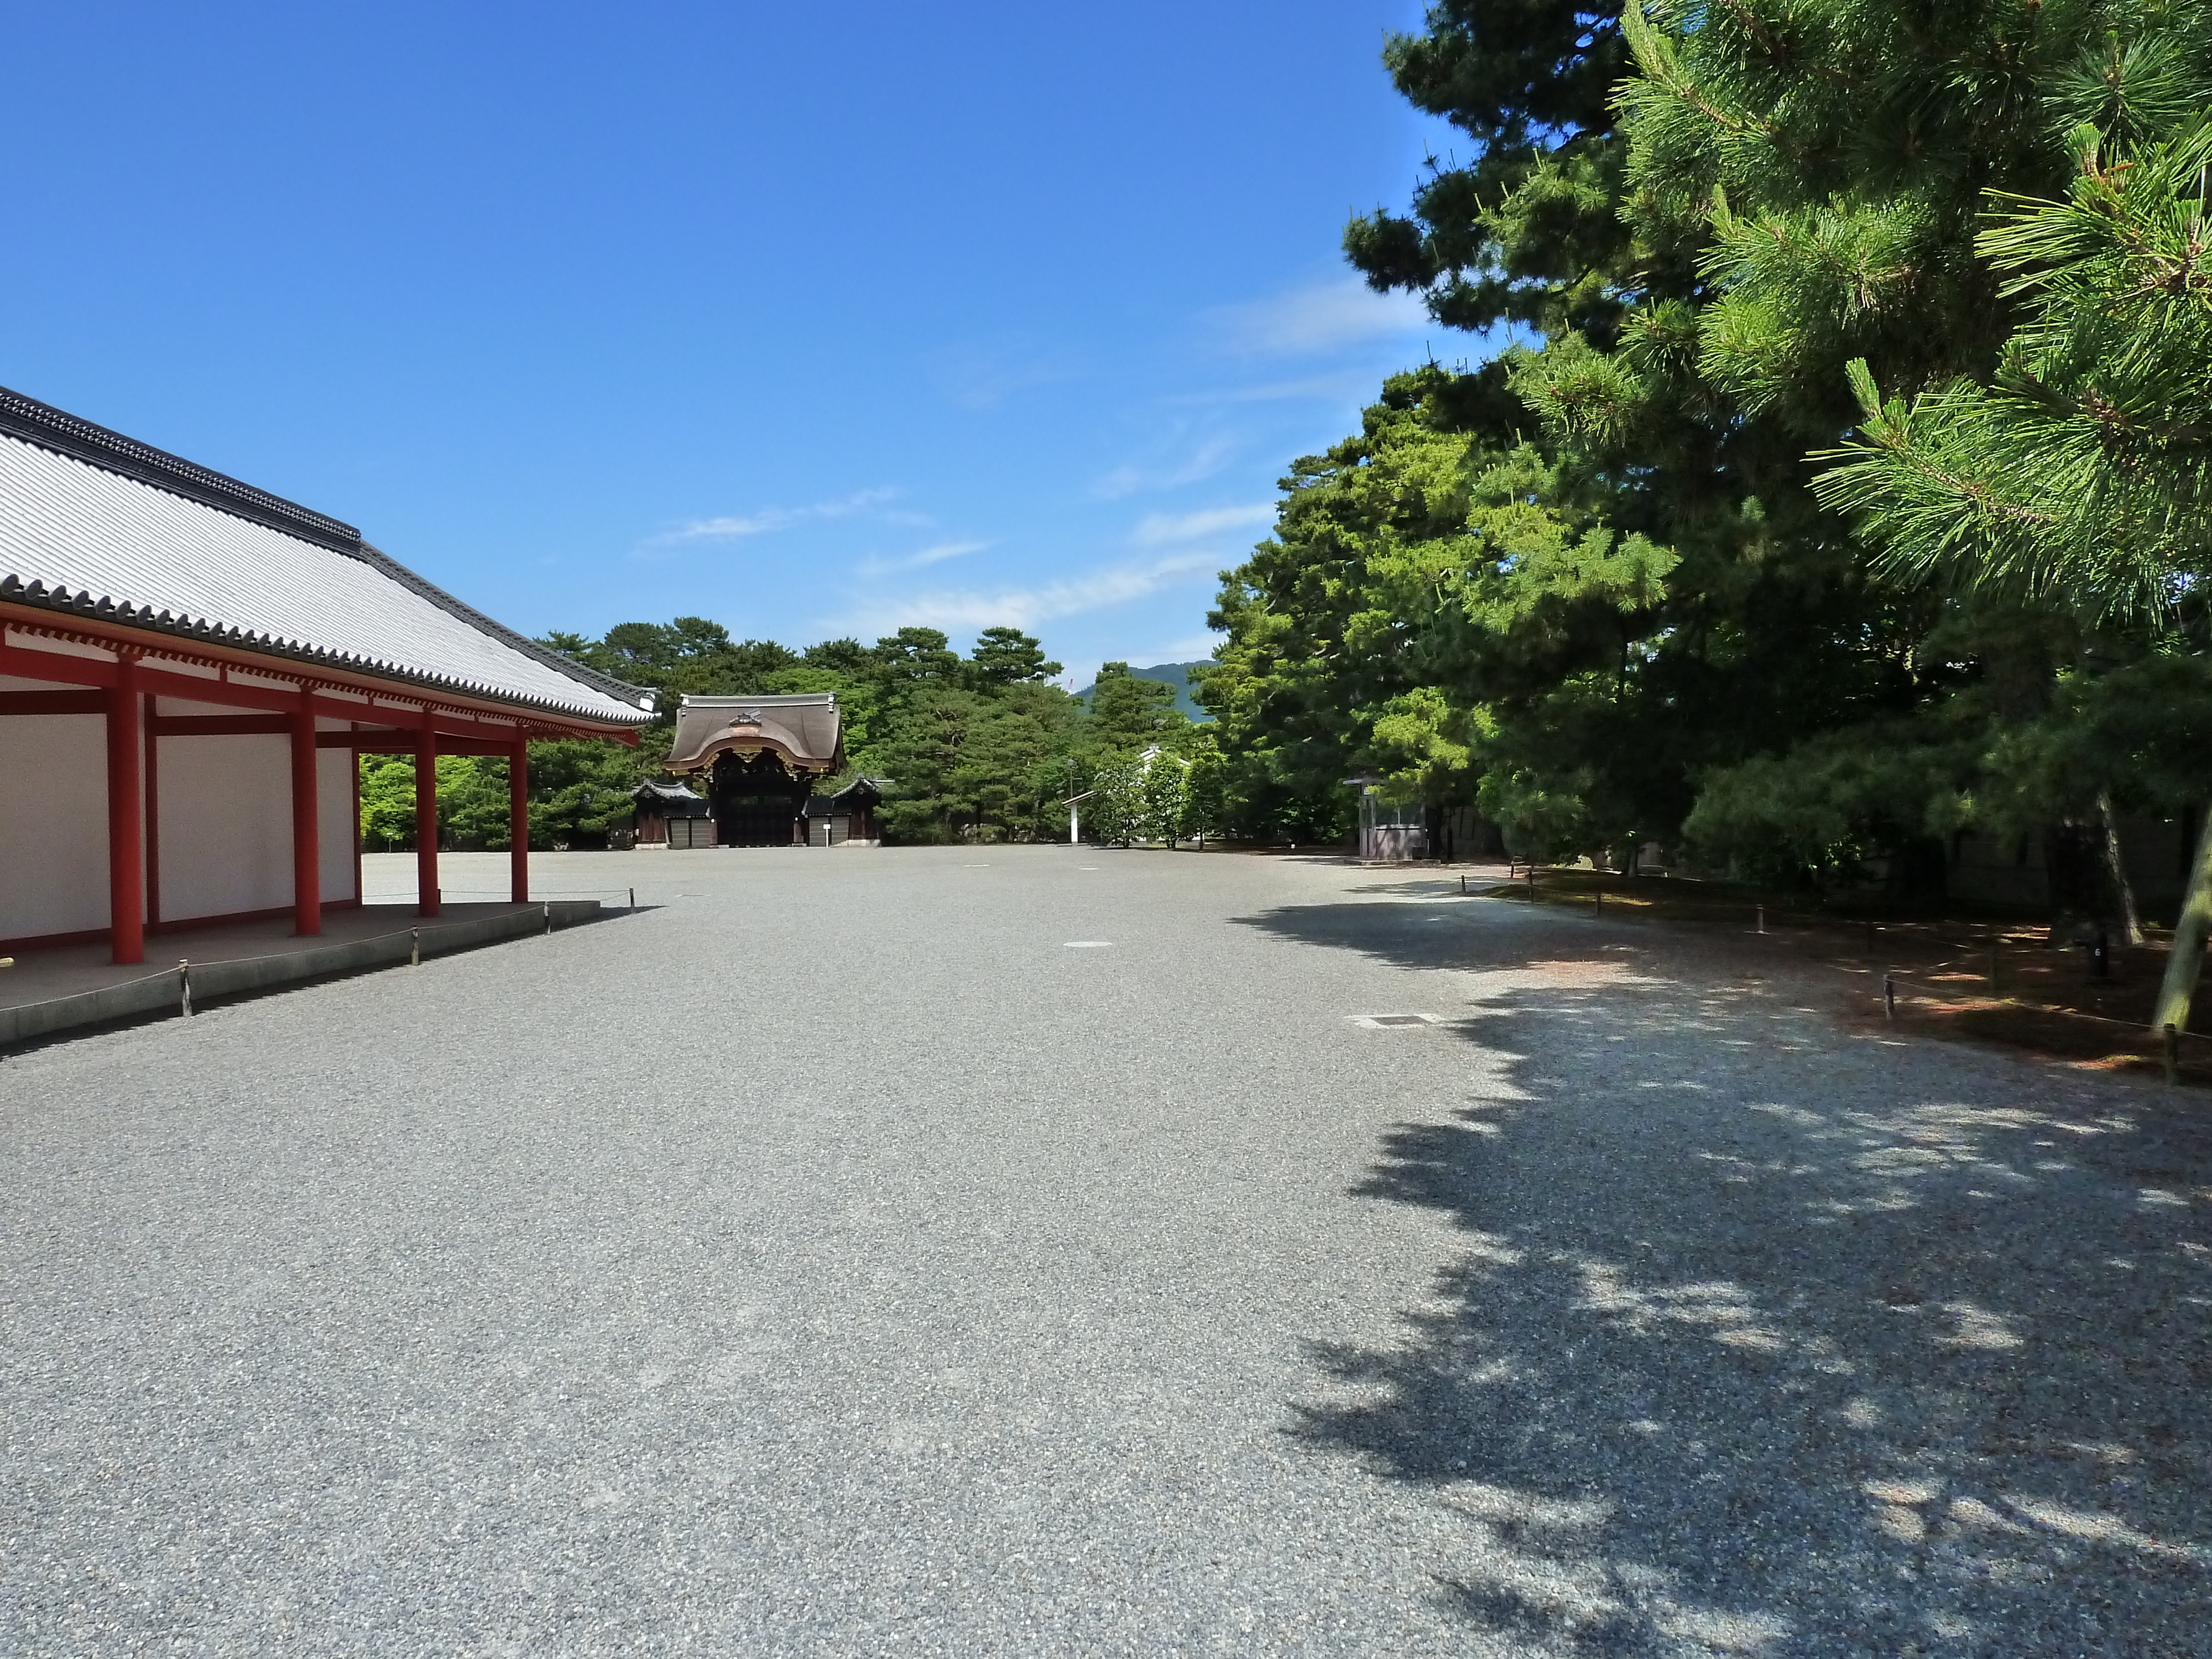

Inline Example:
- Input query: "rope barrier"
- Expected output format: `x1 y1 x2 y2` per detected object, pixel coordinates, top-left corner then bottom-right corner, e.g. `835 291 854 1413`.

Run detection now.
1878 964 2210 1041
375 887 639 901
1488 870 2196 1063
1492 875 2109 967
9 900 604 1027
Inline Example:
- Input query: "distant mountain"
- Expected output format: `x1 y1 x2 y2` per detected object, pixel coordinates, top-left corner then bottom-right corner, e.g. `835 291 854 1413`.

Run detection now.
1074 661 1215 721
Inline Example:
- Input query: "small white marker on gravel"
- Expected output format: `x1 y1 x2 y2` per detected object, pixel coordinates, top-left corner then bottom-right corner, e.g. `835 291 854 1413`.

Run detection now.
1063 941 1114 948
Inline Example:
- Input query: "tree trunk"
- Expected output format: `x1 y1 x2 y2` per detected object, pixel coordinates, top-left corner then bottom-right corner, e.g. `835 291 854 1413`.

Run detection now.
2098 792 2144 947
2152 808 2212 1034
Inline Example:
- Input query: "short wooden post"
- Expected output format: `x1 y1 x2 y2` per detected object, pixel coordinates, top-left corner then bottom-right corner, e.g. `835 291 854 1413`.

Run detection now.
1883 973 1896 1020
409 927 420 967
629 887 636 910
544 902 554 934
2163 1023 2179 1086
178 959 192 1018
1756 904 1766 935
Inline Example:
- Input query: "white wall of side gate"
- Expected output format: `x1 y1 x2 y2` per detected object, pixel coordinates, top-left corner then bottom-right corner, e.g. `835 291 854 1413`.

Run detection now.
0 677 362 943
155 727 361 924
0 680 112 938
318 747 356 903
160 733 291 919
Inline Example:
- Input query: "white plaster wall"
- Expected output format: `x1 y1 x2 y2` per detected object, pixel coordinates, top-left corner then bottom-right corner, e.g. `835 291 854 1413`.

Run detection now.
159 735 291 921
319 748 357 901
0 713 112 938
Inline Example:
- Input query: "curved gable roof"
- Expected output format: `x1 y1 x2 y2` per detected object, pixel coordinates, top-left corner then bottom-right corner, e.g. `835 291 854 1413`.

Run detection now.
664 693 842 773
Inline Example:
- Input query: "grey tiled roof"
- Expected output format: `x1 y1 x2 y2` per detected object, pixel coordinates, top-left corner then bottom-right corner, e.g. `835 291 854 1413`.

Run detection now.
634 780 707 812
806 775 887 811
0 388 651 726
664 693 842 772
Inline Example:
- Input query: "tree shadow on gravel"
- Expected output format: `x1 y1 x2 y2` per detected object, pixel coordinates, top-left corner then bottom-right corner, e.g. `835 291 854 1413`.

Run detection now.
1239 898 2212 1657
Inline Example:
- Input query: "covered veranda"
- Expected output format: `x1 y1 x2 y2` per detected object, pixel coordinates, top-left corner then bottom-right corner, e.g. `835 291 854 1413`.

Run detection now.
0 385 654 968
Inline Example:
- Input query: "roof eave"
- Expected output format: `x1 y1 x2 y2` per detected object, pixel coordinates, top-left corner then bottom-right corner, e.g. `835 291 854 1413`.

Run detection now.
0 586 652 732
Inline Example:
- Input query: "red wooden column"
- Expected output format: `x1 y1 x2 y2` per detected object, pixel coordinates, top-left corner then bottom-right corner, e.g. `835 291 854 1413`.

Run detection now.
509 739 530 904
415 711 440 917
290 684 321 935
105 655 144 965
142 690 162 928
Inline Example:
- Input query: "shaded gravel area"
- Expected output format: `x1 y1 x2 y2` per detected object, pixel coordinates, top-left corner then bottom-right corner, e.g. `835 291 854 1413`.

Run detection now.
2 849 2206 1656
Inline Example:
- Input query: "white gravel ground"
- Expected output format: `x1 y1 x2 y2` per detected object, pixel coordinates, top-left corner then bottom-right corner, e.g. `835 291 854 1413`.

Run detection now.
2 848 2205 1656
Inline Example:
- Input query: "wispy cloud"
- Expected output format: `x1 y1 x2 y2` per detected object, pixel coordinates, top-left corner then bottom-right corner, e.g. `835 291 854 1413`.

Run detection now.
924 337 1083 410
829 552 1217 638
1133 503 1274 547
640 487 900 551
1164 371 1382 407
1091 432 1238 499
1130 631 1225 667
857 539 989 577
1205 275 1428 357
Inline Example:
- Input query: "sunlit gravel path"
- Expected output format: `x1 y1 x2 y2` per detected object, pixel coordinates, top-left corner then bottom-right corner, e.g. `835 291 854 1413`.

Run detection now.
3 848 2205 1656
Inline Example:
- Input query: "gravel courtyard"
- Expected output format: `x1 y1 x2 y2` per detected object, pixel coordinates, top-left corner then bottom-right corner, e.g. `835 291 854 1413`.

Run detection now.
3 848 2206 1656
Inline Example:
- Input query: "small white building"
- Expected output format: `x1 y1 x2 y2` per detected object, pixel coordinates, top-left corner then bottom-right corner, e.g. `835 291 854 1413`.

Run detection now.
0 387 654 963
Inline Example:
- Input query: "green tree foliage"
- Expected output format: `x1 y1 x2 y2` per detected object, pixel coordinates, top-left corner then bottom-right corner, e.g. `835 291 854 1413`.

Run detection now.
1182 734 1230 846
1078 733 1235 849
1815 118 2212 610
1209 0 2212 899
1084 661 1185 749
852 629 1086 842
1343 0 1629 337
358 754 419 850
528 620 1152 846
525 740 642 848
968 624 1063 687
357 744 640 852
1585 0 2212 887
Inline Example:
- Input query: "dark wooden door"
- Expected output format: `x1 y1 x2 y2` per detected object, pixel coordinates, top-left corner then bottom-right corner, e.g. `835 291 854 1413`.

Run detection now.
716 795 796 846
710 751 807 846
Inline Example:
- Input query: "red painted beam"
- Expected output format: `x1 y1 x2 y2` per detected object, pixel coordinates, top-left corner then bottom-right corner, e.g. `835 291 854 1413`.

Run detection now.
316 727 416 748
0 689 106 715
152 714 290 736
2 623 639 742
315 726 535 749
327 735 523 756
0 635 118 687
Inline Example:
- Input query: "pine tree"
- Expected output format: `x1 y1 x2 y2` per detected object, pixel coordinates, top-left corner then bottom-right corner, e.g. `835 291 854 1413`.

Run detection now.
1793 19 2212 1020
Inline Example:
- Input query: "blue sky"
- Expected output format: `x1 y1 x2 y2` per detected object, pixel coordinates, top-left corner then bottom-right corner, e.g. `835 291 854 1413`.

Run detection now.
0 2 1462 685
